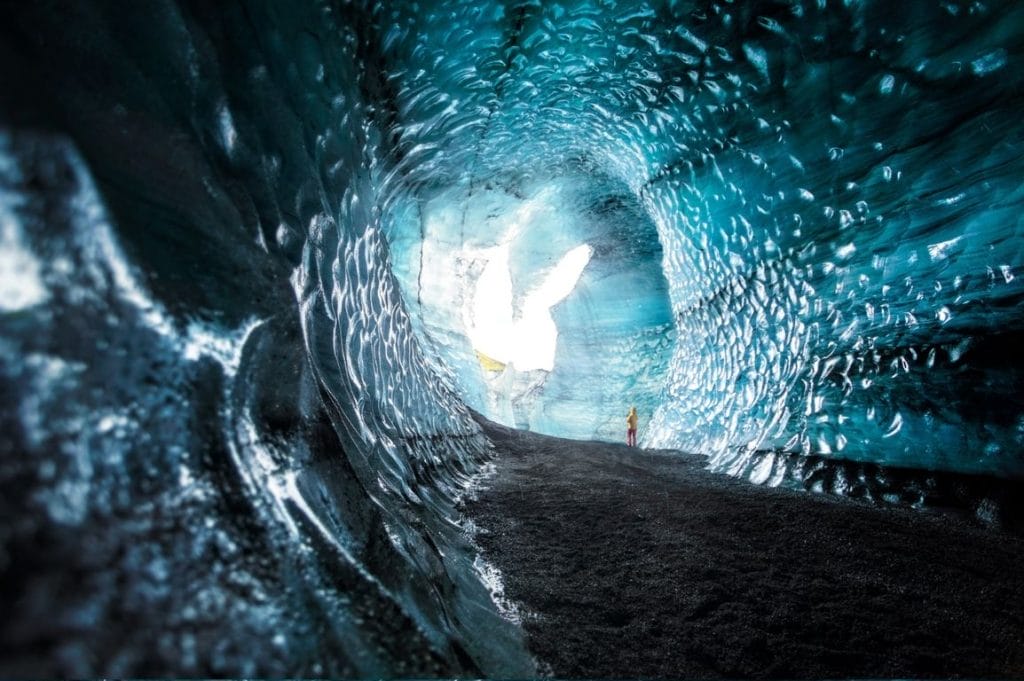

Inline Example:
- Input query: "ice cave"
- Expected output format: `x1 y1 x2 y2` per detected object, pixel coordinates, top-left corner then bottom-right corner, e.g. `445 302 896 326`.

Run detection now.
1 0 1023 677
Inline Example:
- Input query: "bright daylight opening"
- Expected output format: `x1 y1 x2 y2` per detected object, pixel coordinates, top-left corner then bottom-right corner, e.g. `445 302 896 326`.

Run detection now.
465 241 592 373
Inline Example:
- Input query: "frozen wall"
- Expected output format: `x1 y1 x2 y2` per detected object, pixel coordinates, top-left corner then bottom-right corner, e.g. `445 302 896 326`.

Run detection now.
373 0 1024 477
2 0 1024 676
0 2 531 676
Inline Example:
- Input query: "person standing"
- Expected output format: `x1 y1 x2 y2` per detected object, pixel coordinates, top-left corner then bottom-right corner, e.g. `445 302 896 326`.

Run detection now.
626 406 638 447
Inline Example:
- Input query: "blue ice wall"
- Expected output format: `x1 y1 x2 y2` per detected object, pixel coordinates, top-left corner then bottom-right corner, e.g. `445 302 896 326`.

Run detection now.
0 2 531 676
374 0 1024 477
638 2 1024 477
2 0 1024 676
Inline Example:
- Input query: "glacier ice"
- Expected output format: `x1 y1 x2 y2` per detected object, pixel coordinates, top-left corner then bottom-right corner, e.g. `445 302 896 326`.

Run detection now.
374 0 1024 476
1 0 1023 675
385 174 674 440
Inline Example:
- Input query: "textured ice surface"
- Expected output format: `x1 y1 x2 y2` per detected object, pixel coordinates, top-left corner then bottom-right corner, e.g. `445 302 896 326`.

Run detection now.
374 0 1024 476
0 3 531 677
1 0 1024 676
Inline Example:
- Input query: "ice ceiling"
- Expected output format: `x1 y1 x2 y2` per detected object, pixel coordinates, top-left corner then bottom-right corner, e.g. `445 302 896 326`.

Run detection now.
1 0 1024 675
377 0 1024 475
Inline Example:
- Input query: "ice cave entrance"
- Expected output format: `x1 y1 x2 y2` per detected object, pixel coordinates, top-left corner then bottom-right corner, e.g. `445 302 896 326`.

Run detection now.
384 176 675 441
466 241 593 373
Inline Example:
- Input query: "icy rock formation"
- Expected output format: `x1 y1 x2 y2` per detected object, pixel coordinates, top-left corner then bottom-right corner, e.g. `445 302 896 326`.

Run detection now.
1 0 1024 676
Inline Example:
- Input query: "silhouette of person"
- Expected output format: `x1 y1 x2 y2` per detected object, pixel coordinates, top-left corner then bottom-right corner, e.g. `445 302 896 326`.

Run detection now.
626 406 638 447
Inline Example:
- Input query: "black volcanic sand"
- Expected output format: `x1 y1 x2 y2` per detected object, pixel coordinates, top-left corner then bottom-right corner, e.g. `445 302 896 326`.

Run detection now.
462 420 1024 679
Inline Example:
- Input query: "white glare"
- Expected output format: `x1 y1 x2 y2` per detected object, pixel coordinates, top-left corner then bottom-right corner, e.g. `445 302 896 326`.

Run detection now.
468 243 592 372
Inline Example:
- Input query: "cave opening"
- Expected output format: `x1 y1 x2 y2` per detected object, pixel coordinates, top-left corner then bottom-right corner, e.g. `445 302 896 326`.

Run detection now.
383 172 675 439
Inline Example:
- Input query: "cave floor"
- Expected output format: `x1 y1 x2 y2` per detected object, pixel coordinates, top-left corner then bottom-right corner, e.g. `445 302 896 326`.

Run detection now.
461 419 1024 679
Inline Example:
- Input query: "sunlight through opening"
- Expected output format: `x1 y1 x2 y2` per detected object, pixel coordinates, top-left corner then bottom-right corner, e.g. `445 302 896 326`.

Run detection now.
466 242 593 372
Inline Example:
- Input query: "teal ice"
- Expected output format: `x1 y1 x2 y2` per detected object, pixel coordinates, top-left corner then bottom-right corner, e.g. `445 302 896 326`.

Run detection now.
1 0 1022 676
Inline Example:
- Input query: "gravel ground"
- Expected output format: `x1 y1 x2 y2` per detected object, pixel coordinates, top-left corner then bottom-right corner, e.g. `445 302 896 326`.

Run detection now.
463 419 1024 679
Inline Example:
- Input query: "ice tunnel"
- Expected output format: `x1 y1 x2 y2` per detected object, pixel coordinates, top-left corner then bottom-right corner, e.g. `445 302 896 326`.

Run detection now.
1 0 1023 676
384 173 675 440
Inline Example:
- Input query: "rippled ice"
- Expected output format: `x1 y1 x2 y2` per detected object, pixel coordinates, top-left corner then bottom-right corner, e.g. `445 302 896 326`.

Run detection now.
1 0 1023 676
376 0 1024 477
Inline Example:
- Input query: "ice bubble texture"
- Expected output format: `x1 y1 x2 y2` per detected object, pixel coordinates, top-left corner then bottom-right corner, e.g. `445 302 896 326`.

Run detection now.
374 0 1024 476
1 0 1023 676
0 2 531 676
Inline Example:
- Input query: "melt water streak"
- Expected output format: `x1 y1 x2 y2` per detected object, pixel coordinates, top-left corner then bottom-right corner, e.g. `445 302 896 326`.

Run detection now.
1 0 1023 676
